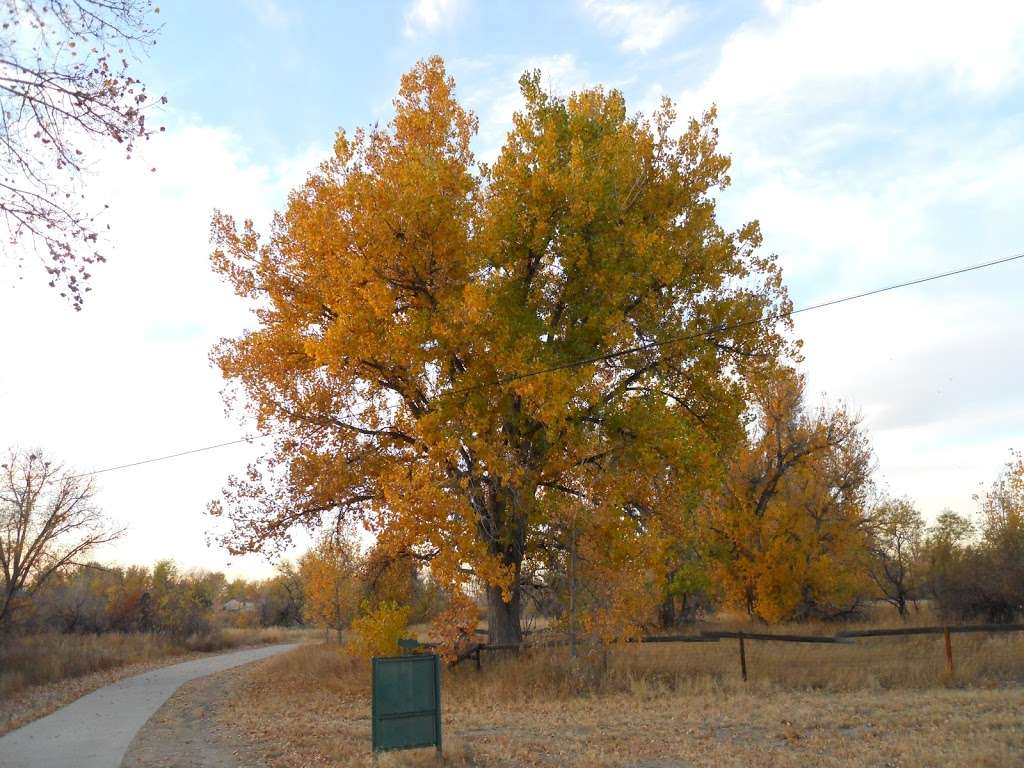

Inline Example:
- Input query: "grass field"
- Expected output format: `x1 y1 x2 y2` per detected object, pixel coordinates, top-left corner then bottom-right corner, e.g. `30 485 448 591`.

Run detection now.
0 627 312 736
218 628 1024 767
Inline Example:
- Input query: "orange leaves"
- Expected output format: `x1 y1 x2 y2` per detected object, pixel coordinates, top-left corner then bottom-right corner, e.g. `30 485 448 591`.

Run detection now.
299 536 362 633
430 592 479 663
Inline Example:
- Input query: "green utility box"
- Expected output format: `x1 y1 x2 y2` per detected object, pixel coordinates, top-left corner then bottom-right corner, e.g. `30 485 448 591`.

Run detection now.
371 653 442 755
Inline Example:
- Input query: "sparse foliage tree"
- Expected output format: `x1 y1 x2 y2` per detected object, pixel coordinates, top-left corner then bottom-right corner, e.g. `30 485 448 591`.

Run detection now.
920 509 975 619
0 448 122 630
924 453 1024 622
362 544 448 624
148 560 217 637
975 450 1024 619
300 534 362 639
867 495 925 618
1 0 164 308
37 561 112 631
257 561 305 627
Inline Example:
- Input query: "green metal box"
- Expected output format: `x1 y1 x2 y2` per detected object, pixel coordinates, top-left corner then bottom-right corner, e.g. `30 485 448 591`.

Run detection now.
371 653 442 754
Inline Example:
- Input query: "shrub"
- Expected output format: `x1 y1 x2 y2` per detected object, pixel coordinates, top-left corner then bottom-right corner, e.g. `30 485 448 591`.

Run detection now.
346 601 410 659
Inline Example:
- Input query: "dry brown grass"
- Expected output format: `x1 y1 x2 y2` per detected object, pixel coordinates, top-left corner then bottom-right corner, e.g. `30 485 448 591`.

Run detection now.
0 626 312 736
220 630 1024 768
478 631 1024 696
0 626 308 697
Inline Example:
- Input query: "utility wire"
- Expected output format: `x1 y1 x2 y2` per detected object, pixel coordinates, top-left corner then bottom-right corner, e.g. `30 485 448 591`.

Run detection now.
69 435 271 480
453 251 1024 393
67 252 1023 479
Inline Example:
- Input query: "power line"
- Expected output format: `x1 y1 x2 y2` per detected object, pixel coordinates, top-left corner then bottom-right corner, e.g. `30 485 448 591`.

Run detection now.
68 252 1022 479
453 251 1024 393
69 435 271 480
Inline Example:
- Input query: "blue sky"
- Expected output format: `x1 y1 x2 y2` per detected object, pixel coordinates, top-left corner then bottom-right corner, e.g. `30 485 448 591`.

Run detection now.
141 1 748 159
1 0 1022 578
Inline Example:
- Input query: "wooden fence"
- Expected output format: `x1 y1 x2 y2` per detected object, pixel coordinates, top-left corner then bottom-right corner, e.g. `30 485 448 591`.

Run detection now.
443 623 1024 681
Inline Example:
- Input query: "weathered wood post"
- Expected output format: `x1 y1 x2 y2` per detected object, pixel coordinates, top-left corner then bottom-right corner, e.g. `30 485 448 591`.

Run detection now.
738 631 748 682
944 626 954 676
569 520 578 659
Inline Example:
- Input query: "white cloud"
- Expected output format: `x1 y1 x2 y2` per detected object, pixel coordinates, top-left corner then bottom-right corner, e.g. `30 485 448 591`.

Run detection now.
0 115 326 579
682 0 1024 115
580 0 688 53
796 288 1024 518
403 0 461 39
671 0 1024 521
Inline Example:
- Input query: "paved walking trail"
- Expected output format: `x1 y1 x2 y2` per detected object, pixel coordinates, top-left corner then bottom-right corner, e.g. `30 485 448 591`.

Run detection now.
0 644 297 768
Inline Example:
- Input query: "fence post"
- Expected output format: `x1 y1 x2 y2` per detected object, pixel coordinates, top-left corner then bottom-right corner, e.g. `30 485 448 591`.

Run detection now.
738 631 748 682
569 521 578 659
944 627 954 676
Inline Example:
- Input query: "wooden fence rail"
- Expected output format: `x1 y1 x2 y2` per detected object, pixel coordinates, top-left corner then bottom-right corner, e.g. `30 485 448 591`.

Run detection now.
445 623 1024 679
705 630 852 644
836 623 1024 638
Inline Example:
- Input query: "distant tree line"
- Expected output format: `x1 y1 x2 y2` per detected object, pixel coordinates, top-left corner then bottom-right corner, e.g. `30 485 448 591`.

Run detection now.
9 559 306 637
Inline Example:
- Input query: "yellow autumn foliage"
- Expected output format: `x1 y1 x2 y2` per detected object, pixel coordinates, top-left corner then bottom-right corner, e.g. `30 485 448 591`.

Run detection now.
347 601 411 659
299 536 362 634
707 370 874 622
209 56 795 646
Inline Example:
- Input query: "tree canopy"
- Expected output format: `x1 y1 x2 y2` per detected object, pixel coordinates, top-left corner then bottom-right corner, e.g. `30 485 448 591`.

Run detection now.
209 57 795 644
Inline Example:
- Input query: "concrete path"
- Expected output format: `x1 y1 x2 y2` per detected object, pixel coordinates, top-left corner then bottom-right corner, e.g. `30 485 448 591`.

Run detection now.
0 643 298 768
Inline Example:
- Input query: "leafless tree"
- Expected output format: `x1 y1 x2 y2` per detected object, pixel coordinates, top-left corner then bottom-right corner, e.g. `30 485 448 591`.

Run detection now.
1 0 164 309
0 447 122 629
867 495 925 618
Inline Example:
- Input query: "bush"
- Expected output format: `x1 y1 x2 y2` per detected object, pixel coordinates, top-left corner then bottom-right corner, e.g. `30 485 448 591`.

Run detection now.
346 602 410 659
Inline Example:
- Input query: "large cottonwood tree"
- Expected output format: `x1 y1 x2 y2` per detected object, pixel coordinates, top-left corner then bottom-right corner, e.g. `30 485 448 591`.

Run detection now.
209 58 793 644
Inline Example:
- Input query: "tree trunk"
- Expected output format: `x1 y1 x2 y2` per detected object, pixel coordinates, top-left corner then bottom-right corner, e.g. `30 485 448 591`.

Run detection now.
473 473 529 646
486 582 523 646
0 583 18 632
744 588 756 617
896 593 907 618
658 594 676 629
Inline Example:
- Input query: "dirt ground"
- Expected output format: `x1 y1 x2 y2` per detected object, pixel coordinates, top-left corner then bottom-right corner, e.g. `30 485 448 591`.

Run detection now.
213 644 1024 768
122 667 265 768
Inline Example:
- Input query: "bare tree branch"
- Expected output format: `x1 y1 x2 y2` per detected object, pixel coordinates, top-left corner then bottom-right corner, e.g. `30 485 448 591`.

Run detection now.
0 0 164 309
0 446 123 629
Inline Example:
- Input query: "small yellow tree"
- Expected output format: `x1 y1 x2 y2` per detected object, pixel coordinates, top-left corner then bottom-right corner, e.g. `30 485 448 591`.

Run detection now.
347 601 411 659
299 536 362 640
707 370 874 622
